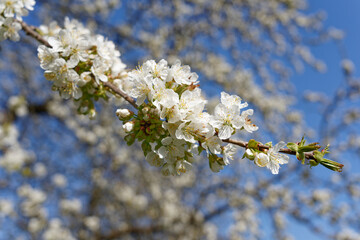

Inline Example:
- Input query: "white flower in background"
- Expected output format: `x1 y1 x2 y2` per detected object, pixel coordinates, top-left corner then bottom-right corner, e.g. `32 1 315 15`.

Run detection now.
0 0 34 19
52 174 67 188
33 163 47 178
0 146 33 172
17 185 47 218
0 199 13 216
0 0 35 42
7 95 28 117
0 124 18 148
23 0 36 11
60 199 82 214
43 219 76 240
266 141 289 174
84 216 100 232
0 18 21 41
39 21 61 39
0 0 23 18
28 218 45 233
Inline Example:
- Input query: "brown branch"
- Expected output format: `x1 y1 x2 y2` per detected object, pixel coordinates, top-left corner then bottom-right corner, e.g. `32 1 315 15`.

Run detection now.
103 81 138 109
17 20 51 48
223 138 316 160
19 20 314 162
19 21 138 109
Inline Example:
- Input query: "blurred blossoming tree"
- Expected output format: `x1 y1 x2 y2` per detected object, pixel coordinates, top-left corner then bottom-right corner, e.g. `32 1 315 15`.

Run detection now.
0 0 359 239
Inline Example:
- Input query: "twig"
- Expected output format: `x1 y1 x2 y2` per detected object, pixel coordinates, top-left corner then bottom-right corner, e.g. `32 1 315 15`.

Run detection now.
17 20 51 48
223 139 316 160
103 81 138 109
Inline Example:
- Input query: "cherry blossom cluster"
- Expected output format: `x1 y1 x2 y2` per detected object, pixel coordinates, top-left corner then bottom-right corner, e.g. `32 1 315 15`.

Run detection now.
117 59 261 175
37 18 127 117
33 19 342 176
0 0 35 41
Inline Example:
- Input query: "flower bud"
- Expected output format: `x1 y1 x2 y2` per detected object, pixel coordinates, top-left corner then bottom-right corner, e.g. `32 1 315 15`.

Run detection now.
116 108 132 119
123 121 134 133
254 152 269 167
245 149 255 160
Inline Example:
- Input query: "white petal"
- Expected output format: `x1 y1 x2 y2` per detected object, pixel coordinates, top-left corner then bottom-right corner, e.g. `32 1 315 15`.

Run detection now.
218 125 233 139
255 153 269 167
267 161 280 174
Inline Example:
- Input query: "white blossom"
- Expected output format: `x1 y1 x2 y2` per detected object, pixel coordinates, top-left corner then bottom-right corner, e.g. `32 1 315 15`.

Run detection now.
0 17 21 41
123 121 134 133
266 141 289 174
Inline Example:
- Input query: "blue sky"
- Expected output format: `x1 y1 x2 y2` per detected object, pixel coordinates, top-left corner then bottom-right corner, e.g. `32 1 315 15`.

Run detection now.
2 1 359 239
294 1 360 123
290 2 360 239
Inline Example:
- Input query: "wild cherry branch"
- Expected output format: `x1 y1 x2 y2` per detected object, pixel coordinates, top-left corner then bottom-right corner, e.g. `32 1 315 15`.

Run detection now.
17 19 343 175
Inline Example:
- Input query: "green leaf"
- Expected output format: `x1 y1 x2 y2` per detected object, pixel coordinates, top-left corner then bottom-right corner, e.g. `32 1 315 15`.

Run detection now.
287 142 298 152
248 139 259 150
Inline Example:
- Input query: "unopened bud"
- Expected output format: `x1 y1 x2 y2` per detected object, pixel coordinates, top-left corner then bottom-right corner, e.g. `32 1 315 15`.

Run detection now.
245 149 255 160
116 108 132 119
123 121 134 133
254 152 269 167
